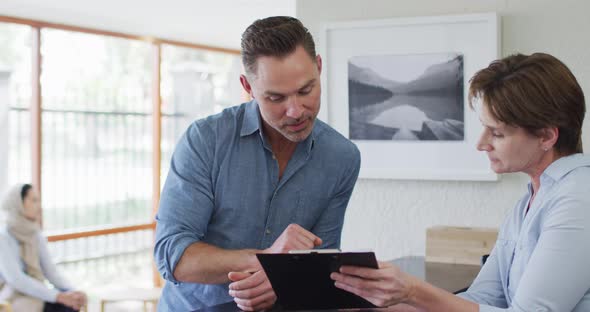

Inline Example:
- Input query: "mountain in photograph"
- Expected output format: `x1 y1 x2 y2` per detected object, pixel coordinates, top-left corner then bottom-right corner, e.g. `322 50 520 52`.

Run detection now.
347 53 464 141
348 61 402 90
392 55 463 96
348 62 396 111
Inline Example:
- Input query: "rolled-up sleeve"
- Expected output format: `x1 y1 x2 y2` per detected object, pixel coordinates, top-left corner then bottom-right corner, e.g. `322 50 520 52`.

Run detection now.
154 121 216 284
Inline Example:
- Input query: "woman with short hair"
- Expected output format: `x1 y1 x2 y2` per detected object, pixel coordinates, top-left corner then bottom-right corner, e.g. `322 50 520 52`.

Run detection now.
331 53 590 311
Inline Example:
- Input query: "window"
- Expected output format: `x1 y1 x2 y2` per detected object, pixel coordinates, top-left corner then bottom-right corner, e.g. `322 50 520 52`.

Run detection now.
1 16 243 290
160 44 243 187
40 29 154 231
0 22 32 191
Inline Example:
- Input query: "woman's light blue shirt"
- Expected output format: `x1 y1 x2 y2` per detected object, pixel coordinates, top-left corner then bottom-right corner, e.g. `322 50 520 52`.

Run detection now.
459 154 590 311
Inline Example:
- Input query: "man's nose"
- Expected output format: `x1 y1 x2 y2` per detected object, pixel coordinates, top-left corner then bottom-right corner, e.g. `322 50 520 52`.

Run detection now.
285 96 304 119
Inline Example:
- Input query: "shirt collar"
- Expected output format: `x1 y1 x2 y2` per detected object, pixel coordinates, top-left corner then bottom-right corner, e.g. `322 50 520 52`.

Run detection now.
240 99 318 155
301 125 316 156
240 100 261 137
542 153 590 181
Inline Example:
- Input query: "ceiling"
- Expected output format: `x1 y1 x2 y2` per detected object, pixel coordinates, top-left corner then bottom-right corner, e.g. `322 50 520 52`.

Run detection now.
0 0 296 49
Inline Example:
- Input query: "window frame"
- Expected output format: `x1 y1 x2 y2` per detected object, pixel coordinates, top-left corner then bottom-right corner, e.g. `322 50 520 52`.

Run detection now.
0 14 241 286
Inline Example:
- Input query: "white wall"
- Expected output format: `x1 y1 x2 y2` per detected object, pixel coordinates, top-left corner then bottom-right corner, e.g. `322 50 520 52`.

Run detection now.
0 70 9 194
296 0 590 260
0 0 296 49
2 0 588 260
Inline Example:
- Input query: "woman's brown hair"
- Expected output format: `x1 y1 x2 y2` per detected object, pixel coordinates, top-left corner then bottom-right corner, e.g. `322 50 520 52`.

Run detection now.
469 53 585 155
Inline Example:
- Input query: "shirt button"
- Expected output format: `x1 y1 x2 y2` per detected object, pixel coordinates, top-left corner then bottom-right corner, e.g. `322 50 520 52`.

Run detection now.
265 229 271 235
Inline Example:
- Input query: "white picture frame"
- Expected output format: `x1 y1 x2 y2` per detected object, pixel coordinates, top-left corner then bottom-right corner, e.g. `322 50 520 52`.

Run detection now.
319 13 500 181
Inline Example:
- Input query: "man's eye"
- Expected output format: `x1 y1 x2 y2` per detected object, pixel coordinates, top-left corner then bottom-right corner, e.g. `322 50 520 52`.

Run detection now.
269 95 284 102
299 87 312 95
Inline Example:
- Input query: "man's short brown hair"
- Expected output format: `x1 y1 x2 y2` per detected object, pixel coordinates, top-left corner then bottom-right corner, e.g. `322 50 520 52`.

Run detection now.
469 53 586 155
241 16 316 75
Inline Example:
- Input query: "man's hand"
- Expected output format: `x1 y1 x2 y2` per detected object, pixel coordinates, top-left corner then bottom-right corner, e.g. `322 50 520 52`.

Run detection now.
264 223 322 254
56 291 87 311
227 224 321 310
228 271 276 311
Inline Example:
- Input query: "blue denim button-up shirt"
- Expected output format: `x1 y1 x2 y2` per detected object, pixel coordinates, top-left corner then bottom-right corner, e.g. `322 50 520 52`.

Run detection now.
459 154 590 311
154 101 360 311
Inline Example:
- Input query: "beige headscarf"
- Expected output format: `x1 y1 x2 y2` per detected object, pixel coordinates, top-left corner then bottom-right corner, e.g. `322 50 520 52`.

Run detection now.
0 184 45 311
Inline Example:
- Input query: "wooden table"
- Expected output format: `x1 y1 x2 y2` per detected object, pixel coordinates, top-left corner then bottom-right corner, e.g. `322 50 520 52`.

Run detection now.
391 256 481 294
193 256 481 312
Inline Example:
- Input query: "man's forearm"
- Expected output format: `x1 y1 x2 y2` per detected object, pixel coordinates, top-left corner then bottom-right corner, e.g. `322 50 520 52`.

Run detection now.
173 241 261 284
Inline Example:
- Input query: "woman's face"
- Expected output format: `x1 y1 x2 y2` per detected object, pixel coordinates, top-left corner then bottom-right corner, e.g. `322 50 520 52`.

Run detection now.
476 104 545 175
22 188 41 222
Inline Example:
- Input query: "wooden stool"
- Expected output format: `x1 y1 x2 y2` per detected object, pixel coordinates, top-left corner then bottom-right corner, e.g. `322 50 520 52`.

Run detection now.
0 301 13 312
96 288 161 312
0 300 84 312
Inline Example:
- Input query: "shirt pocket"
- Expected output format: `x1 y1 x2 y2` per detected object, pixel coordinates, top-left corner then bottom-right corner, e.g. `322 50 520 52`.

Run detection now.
495 238 517 264
507 237 538 295
494 238 516 285
511 237 538 273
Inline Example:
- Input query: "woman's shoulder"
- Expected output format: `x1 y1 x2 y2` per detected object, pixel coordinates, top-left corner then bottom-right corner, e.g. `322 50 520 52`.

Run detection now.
551 154 590 189
0 228 45 246
541 165 590 222
0 228 16 247
36 231 48 245
0 227 10 239
554 165 590 199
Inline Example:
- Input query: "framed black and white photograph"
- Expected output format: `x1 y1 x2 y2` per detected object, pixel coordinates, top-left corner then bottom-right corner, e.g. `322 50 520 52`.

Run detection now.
319 13 500 180
348 52 464 141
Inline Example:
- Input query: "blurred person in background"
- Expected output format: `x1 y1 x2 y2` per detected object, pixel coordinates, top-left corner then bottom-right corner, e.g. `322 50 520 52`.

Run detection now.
0 184 87 312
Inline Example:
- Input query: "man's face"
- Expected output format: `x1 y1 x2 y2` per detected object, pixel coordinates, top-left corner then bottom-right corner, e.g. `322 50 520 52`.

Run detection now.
241 45 322 143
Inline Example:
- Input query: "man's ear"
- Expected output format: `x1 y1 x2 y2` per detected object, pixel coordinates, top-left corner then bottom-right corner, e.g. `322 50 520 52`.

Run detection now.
316 54 322 75
539 127 559 150
240 74 254 98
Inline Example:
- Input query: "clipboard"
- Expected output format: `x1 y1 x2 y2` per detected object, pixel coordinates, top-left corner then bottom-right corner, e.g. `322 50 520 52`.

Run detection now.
256 251 378 310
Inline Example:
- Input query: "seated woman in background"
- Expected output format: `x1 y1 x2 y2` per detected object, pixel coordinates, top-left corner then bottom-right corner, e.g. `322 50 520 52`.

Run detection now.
0 184 87 312
331 53 590 311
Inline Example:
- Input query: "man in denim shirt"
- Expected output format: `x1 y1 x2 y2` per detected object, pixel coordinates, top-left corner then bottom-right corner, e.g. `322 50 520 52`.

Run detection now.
154 16 361 311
